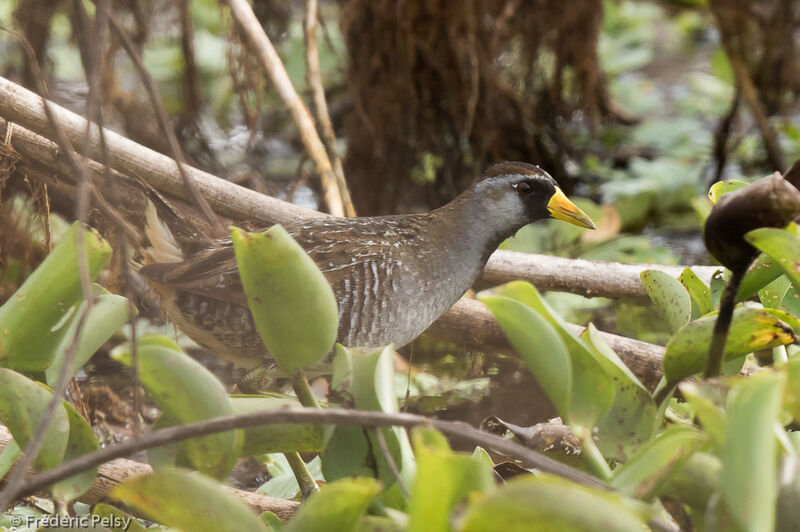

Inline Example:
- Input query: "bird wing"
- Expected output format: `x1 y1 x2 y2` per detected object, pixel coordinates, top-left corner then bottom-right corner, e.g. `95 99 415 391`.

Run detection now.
139 216 425 309
139 245 247 306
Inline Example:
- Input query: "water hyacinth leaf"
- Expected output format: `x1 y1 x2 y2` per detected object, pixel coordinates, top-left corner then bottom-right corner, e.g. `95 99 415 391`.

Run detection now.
231 395 322 456
776 432 800 531
231 225 338 374
258 454 323 500
0 222 111 371
710 269 726 308
739 253 785 302
640 270 691 333
780 285 800 316
785 357 800 422
611 426 707 501
46 288 131 385
51 400 100 504
111 468 269 532
111 337 240 479
746 228 800 289
663 306 796 383
283 477 382 532
723 372 785 532
680 381 727 448
759 276 792 309
480 294 571 417
408 427 495 532
708 180 749 204
146 412 188 471
485 281 614 429
580 325 656 461
322 345 415 490
762 307 800 336
0 439 20 480
0 369 69 470
260 511 284 532
679 268 712 318
356 516 405 532
92 503 147 532
660 452 722 512
457 475 648 532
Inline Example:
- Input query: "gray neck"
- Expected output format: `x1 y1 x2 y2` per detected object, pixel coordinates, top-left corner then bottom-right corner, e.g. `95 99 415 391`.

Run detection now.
420 186 526 300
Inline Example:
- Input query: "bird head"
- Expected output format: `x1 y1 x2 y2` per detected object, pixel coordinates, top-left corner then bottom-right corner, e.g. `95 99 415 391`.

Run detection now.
474 161 596 230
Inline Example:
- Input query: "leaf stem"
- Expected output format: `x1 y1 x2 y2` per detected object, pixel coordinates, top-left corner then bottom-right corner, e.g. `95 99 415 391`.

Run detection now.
703 268 745 379
284 451 319 498
576 427 612 481
292 370 320 409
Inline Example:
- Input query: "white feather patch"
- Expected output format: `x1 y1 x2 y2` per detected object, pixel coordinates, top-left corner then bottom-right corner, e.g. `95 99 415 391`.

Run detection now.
144 200 184 263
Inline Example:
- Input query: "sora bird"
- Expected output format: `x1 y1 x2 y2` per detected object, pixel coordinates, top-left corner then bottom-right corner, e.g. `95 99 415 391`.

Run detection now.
139 161 595 370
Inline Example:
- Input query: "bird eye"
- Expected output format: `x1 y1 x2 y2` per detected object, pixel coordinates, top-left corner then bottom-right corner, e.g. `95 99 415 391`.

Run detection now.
514 181 533 195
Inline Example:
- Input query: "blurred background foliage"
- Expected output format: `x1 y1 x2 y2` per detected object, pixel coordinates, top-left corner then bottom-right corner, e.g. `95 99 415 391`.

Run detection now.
1 0 799 423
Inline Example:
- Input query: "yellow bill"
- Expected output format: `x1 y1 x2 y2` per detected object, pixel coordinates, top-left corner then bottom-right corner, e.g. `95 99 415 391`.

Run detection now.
547 187 596 229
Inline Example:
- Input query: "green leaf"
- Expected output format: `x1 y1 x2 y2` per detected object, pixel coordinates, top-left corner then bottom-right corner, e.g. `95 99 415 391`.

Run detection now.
231 395 322 456
663 306 796 383
746 228 800 289
722 372 785 532
111 337 240 478
660 452 721 512
260 511 285 531
0 369 69 470
680 381 727 448
355 516 405 532
580 325 656 461
708 179 748 203
679 268 712 318
231 225 338 373
710 269 726 308
322 345 415 493
740 254 786 301
92 503 147 532
408 427 495 532
759 275 792 309
784 356 800 423
111 468 269 532
51 401 100 503
483 282 614 429
457 475 648 532
777 433 800 531
45 288 131 385
257 454 323 500
0 222 112 371
611 426 707 501
479 295 571 417
283 477 382 532
0 439 20 480
640 270 691 333
710 47 734 85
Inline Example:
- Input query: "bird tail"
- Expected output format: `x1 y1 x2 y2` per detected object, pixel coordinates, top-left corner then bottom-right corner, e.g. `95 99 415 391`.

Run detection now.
144 199 184 264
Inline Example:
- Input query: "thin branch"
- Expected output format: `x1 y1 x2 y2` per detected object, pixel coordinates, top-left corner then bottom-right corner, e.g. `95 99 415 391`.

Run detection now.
102 5 222 237
6 407 610 504
0 27 102 514
303 0 355 217
0 424 300 519
373 428 408 498
223 0 351 217
0 75 320 226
